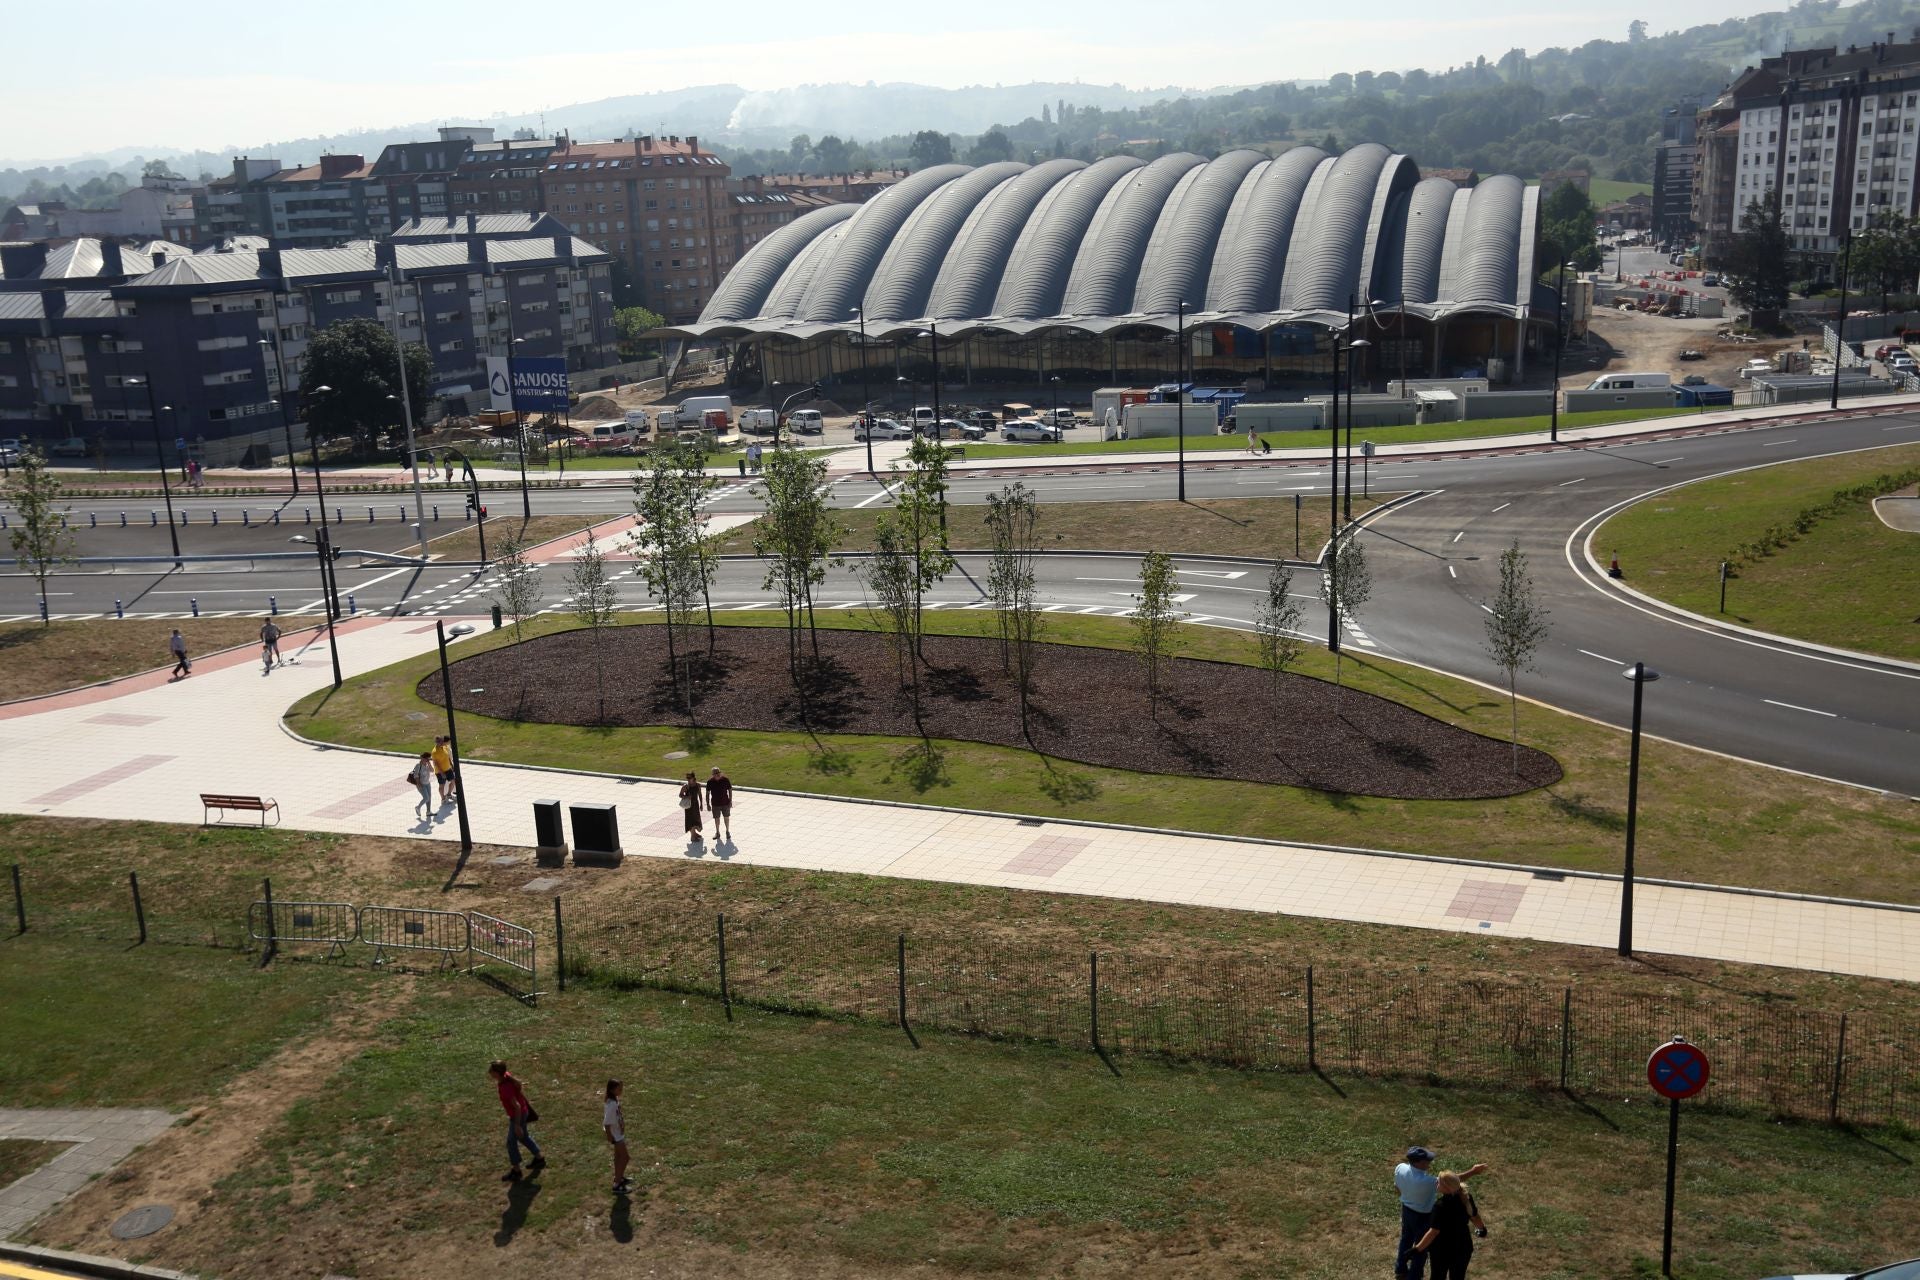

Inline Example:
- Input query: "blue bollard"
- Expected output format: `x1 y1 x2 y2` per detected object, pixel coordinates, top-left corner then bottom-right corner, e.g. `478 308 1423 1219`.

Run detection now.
151 511 158 526
242 511 250 527
304 508 311 524
211 511 219 526
334 507 342 523
367 506 374 523
89 512 97 528
39 598 48 622
0 515 7 530
396 506 404 522
269 596 278 615
271 511 280 525
348 593 357 615
179 511 187 525
190 598 199 617
120 511 127 527
432 504 439 522
115 598 124 619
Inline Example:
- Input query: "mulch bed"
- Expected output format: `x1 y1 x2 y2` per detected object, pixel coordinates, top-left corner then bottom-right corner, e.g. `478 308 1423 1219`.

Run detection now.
422 626 1561 800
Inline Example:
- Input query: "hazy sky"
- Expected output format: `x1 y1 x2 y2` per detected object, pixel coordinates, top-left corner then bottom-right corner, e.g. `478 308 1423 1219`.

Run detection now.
11 0 1779 162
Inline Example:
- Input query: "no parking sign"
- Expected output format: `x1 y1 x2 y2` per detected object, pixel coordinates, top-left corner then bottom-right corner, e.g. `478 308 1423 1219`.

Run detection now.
1648 1036 1712 1277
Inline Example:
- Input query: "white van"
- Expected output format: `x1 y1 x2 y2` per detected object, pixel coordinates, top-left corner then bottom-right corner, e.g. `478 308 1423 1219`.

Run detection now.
674 394 732 427
910 406 936 427
583 422 637 451
623 409 653 433
1586 372 1672 391
787 408 824 434
738 407 777 434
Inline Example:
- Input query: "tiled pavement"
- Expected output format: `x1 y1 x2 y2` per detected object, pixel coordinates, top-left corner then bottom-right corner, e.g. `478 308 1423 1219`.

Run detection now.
2 619 1918 984
0 1109 174 1240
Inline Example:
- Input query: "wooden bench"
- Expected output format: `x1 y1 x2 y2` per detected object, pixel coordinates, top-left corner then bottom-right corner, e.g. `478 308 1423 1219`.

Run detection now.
201 793 280 827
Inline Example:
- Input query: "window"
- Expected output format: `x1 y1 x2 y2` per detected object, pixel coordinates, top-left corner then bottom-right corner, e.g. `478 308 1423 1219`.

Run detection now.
438 338 465 352
196 335 249 352
323 289 362 304
433 279 459 293
201 369 254 386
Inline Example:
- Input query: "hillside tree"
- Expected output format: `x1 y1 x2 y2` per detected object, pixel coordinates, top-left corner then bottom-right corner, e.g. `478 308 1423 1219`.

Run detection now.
1132 550 1184 719
984 482 1044 738
300 318 434 457
1723 190 1791 324
568 529 619 723
4 449 75 624
1482 540 1552 772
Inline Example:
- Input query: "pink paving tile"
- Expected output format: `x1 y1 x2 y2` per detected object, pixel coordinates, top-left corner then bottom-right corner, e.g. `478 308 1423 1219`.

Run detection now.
309 779 411 820
1000 834 1092 878
1445 879 1528 924
83 713 164 727
28 755 176 805
636 810 698 839
523 515 645 564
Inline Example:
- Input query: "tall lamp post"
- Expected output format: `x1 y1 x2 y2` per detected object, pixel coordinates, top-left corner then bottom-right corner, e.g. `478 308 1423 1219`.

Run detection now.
385 263 430 558
436 621 478 854
1175 300 1188 502
1550 262 1574 443
928 321 943 438
258 337 301 494
287 534 343 689
508 334 531 519
128 377 181 566
1049 374 1061 425
852 307 874 474
305 384 334 530
1342 338 1371 522
1325 332 1343 657
1618 661 1661 957
1830 231 1853 411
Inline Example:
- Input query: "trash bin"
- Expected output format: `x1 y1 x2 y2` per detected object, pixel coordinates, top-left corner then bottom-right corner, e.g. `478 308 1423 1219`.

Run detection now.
738 458 747 477
492 604 503 630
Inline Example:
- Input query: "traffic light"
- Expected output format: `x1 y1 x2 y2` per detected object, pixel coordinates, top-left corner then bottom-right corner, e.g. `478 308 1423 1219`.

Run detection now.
464 494 486 519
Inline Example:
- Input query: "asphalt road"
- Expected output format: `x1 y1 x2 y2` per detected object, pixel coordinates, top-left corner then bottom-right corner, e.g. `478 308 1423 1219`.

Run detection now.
6 411 1918 794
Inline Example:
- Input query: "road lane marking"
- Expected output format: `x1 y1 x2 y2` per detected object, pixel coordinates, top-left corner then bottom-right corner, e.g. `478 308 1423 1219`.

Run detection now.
1451 531 1464 543
1478 603 1494 614
1578 648 1624 664
1761 439 1797 448
1490 502 1511 513
854 481 903 509
1649 456 1686 464
1556 477 1586 486
1447 565 1457 578
1764 698 1837 717
1884 423 1916 430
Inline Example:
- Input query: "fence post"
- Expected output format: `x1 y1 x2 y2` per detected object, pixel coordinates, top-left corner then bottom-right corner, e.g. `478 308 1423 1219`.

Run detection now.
1829 1013 1849 1124
259 877 276 967
1306 964 1317 1072
129 871 146 945
10 863 23 934
553 896 566 994
897 933 919 1049
1560 987 1573 1090
1090 951 1120 1078
717 913 732 1021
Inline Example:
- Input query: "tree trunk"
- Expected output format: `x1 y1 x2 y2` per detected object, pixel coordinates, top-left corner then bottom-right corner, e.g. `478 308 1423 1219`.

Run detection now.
1510 669 1521 774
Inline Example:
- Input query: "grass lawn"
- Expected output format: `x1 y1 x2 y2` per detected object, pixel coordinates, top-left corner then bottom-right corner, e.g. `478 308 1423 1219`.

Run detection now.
426 514 600 562
16 942 1914 1280
286 612 1920 904
0 617 319 703
957 408 1690 459
712 494 1384 556
1598 443 1920 660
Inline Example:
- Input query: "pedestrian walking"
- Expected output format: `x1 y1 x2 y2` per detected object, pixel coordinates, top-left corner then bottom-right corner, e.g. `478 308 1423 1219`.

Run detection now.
488 1061 544 1182
187 459 203 490
1409 1172 1488 1280
678 770 704 842
168 629 191 679
259 620 282 673
1246 425 1260 454
604 1079 631 1194
431 735 457 804
1394 1148 1488 1280
705 766 733 842
408 752 434 817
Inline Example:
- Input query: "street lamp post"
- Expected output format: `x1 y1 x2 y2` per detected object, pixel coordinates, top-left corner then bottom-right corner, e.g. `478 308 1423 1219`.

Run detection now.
386 263 430 559
1343 339 1370 522
1550 262 1575 443
853 307 874 475
287 534 343 689
130 377 181 566
436 621 478 853
1618 661 1661 957
258 337 301 494
1175 300 1188 502
929 321 943 438
1049 374 1061 426
1326 332 1342 657
1830 231 1853 411
507 334 531 519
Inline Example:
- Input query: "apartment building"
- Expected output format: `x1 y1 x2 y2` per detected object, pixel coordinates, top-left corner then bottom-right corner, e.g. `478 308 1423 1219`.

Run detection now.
0 229 612 464
1653 141 1698 241
194 154 375 248
763 169 908 203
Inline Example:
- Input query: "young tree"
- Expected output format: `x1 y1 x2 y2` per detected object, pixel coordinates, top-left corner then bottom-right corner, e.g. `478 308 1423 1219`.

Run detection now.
1482 540 1552 772
1252 560 1304 706
889 437 956 660
567 529 619 723
1722 190 1791 325
490 532 547 643
664 436 722 655
752 445 838 688
300 318 434 457
4 449 74 624
984 482 1044 737
1320 531 1372 686
861 515 926 734
633 449 704 710
1132 550 1184 719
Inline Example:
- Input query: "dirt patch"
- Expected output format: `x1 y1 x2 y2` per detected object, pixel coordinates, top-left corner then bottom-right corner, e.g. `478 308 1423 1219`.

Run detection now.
0 1139 72 1186
423 626 1560 799
34 976 415 1255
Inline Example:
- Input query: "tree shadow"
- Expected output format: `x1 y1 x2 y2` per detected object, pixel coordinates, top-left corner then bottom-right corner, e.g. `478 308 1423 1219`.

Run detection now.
888 742 949 793
1184 499 1257 527
1339 655 1480 717
925 661 993 704
774 654 864 731
806 747 856 776
1036 754 1101 804
676 724 716 754
1546 789 1627 833
1370 738 1438 773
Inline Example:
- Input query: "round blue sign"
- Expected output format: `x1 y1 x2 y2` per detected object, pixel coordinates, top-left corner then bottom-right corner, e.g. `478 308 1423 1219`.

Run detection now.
1647 1039 1712 1100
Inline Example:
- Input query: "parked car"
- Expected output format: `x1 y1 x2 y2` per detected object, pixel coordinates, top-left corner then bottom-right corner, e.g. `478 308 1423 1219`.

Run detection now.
1038 406 1079 426
853 417 913 441
963 408 1000 429
737 407 778 435
50 437 90 458
787 408 825 434
928 418 986 441
1887 352 1916 373
1001 419 1063 442
1702 273 1721 286
1758 1259 1920 1279
1678 348 1704 361
0 438 22 465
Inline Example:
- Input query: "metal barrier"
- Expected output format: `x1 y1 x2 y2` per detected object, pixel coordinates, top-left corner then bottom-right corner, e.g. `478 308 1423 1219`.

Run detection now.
360 905 471 970
469 910 538 1001
247 900 358 960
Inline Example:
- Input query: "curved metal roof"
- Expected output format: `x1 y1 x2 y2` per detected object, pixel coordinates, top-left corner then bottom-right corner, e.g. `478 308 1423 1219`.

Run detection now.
680 147 1541 339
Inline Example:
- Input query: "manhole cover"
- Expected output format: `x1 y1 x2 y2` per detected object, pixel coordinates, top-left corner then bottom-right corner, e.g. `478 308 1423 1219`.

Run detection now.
491 855 522 867
406 711 428 721
521 877 563 893
111 1204 174 1239
664 750 689 760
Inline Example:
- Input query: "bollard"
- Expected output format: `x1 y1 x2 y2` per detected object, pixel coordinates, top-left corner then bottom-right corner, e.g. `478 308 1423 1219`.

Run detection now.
1090 952 1121 1077
334 507 342 523
190 597 199 617
553 896 566 994
0 515 7 530
130 871 146 945
151 510 158 526
432 504 439 522
38 598 48 622
9 863 23 935
115 598 124 619
304 508 311 524
348 593 356 615
120 511 127 527
491 604 502 630
242 511 250 527
269 596 278 616
396 506 404 522
271 510 279 525
89 511 97 528
259 876 276 967
367 506 374 523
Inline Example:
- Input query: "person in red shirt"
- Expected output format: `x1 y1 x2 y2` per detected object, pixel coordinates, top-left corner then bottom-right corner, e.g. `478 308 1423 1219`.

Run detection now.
488 1060 544 1182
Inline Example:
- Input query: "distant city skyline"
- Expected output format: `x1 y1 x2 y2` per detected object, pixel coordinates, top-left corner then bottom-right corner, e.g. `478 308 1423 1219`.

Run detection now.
15 0 1782 163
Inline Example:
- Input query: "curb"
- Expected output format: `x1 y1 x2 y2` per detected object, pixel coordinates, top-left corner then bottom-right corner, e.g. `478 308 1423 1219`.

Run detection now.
0 1242 203 1280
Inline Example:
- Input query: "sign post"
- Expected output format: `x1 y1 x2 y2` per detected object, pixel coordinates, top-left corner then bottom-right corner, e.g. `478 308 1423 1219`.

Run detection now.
1646 1036 1711 1277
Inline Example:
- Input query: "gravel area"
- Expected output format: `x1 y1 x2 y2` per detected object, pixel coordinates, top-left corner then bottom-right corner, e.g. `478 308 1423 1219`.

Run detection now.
424 626 1560 800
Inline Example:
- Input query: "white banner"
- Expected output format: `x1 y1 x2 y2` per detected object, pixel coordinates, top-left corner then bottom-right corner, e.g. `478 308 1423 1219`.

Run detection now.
486 356 512 411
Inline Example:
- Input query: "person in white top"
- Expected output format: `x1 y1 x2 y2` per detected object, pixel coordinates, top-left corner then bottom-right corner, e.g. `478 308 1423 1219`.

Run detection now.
603 1079 630 1195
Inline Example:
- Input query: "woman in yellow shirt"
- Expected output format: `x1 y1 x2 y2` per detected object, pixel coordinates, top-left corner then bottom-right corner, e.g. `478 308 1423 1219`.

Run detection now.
431 736 456 804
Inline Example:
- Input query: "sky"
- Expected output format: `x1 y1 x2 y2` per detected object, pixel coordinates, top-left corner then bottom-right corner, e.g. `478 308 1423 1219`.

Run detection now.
8 0 1782 163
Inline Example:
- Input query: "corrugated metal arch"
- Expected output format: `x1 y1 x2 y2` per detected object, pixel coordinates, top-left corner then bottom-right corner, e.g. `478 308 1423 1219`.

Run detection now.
1356 154 1422 308
993 154 1142 319
1134 147 1268 314
1450 174 1525 310
1392 178 1459 308
698 204 855 324
1280 142 1392 317
862 161 1028 323
761 218 854 320
793 164 968 322
929 158 1085 321
1061 152 1205 317
1207 146 1326 311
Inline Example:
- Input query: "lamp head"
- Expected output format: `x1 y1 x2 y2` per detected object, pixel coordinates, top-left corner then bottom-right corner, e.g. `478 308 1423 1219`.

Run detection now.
448 623 476 639
1620 664 1662 683
288 535 310 544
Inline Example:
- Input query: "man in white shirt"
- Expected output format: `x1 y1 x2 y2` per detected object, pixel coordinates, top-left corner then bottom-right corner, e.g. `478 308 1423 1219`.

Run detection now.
1395 1146 1488 1280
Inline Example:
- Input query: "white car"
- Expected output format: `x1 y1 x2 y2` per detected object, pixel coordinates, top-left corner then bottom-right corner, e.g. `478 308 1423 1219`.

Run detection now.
853 417 913 441
928 418 987 442
1038 406 1079 426
1001 419 1063 442
1760 1260 1920 1280
0 438 22 465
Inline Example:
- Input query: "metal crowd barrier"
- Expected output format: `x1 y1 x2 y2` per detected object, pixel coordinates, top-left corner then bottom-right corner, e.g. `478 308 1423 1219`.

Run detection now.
245 900 536 991
358 905 473 971
246 900 358 960
468 910 538 998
